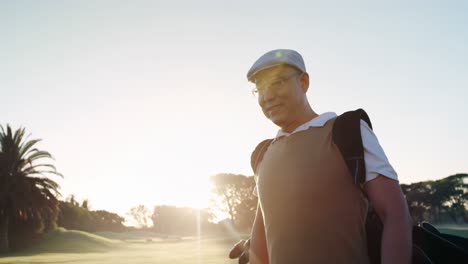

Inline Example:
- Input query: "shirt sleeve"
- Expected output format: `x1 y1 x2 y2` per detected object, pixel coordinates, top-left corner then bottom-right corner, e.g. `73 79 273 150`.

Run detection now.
360 120 398 183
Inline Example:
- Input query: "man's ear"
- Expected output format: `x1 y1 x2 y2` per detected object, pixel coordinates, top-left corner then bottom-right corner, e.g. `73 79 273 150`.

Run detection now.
300 72 310 93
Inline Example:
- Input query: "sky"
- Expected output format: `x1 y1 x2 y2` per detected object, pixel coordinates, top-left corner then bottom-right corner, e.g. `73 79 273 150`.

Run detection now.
1 1 467 219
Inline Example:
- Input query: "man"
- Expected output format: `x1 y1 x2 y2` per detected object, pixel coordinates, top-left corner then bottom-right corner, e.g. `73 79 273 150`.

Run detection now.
231 49 412 263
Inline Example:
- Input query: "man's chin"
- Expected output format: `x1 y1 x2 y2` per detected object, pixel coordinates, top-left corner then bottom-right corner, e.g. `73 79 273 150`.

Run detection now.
269 116 285 128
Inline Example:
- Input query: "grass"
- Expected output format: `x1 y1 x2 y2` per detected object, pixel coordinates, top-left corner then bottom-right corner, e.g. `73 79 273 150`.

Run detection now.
1 227 466 263
24 227 121 253
0 228 242 264
436 225 468 238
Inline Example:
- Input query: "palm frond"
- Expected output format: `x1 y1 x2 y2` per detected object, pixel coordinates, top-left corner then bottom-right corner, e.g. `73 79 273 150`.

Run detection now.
27 170 63 178
19 139 41 159
12 127 26 147
26 150 53 162
32 177 61 192
23 163 58 174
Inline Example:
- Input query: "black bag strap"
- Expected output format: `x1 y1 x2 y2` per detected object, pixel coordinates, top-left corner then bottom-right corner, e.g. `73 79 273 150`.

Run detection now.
332 108 372 186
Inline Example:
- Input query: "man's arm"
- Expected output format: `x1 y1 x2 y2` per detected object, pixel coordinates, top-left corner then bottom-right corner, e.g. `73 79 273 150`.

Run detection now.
250 203 269 264
366 175 413 264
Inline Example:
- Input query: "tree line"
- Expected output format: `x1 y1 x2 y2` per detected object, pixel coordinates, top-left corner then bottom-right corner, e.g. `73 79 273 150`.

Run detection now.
1 124 466 253
401 173 467 224
58 195 126 233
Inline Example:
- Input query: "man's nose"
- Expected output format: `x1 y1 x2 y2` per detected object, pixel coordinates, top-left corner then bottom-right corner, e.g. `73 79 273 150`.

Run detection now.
261 87 276 102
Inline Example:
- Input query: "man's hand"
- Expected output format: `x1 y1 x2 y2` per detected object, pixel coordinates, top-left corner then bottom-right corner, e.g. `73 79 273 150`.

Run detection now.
229 239 250 264
230 204 269 264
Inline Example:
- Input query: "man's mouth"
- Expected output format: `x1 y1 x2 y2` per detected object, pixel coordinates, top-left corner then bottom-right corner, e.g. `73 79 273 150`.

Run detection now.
266 104 282 114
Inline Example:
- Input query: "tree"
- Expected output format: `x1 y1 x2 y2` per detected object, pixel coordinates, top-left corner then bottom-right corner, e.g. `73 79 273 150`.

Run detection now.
402 182 434 222
0 125 62 252
57 198 127 233
93 210 126 232
57 200 94 232
81 199 90 210
127 205 152 228
403 173 468 224
210 173 257 232
432 173 468 223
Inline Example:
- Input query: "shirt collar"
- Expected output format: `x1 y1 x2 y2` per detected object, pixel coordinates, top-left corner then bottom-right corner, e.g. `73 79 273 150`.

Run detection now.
275 112 337 139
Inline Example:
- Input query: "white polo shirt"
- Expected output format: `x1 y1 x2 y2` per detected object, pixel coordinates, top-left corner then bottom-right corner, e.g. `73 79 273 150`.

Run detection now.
274 112 398 183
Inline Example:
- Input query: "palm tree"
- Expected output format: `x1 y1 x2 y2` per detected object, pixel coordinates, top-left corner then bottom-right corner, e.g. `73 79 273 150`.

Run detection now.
0 125 62 253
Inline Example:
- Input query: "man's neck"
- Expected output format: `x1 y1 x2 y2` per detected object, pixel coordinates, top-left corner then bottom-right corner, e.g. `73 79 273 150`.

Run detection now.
281 109 318 133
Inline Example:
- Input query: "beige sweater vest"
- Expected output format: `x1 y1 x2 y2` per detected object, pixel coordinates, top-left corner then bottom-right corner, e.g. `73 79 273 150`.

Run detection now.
256 117 370 264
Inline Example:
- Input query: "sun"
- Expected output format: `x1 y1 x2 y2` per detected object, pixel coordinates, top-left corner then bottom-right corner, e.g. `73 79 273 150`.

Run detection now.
177 179 211 209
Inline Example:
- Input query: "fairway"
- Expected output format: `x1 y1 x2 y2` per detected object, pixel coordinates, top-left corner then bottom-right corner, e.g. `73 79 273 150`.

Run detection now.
1 227 467 263
0 229 242 264
0 240 239 264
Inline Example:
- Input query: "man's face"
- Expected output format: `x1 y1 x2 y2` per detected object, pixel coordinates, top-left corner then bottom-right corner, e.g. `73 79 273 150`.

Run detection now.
254 66 308 130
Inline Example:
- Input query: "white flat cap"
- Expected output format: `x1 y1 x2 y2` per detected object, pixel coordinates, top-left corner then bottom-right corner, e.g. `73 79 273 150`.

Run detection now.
247 49 306 82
